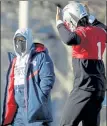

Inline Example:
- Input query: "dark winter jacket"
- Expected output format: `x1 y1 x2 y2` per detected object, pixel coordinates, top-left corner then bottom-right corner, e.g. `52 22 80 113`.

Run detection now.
2 43 55 125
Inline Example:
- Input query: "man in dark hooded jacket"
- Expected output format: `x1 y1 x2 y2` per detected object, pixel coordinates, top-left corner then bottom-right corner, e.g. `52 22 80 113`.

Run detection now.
1 28 55 126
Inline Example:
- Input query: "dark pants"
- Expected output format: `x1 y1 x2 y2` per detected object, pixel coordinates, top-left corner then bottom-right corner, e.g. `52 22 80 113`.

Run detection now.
60 88 105 126
12 85 50 126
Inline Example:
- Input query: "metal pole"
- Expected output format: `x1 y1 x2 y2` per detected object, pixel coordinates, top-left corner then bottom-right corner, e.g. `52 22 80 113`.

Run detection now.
19 1 29 28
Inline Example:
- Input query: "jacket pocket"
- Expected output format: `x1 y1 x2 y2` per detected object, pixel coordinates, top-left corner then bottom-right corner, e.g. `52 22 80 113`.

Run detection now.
35 83 51 120
28 81 49 122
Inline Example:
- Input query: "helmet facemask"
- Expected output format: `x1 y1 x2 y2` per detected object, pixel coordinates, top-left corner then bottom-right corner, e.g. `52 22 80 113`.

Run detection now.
63 1 88 30
64 20 76 32
63 11 77 32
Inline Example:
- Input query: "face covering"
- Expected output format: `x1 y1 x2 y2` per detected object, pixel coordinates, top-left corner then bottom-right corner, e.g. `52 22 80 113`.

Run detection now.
14 35 26 56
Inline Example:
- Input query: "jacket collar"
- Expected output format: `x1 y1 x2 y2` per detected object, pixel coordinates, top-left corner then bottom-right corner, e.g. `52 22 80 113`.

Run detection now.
8 52 16 63
8 43 47 63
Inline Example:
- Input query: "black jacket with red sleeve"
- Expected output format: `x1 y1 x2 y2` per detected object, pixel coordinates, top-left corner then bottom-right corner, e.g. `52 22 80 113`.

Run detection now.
57 23 107 91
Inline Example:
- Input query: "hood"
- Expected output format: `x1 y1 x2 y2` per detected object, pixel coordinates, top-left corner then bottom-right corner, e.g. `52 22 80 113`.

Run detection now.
13 28 33 56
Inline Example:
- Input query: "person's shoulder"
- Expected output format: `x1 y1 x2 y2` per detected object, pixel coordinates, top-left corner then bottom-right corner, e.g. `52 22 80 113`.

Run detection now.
83 25 105 33
32 43 49 60
91 25 106 34
33 43 47 53
93 19 106 28
7 52 16 63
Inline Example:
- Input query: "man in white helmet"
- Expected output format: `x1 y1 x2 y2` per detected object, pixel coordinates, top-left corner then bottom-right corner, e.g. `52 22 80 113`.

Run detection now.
1 28 55 126
56 1 106 126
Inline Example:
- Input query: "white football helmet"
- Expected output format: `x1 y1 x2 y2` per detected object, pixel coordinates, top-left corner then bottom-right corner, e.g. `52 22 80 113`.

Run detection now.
63 1 88 31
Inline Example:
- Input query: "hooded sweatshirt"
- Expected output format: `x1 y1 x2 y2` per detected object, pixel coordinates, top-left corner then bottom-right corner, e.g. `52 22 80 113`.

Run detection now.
13 28 33 85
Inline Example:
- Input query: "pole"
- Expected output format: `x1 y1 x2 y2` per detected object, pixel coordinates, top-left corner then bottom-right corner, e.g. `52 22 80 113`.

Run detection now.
19 1 29 28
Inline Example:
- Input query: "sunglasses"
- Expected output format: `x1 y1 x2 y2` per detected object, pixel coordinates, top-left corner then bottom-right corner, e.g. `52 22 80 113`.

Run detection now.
14 36 26 42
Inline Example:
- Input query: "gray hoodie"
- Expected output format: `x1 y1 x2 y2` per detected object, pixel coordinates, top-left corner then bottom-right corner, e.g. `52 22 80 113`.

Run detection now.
13 28 33 85
13 28 33 57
